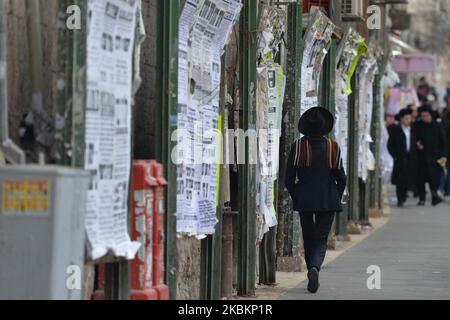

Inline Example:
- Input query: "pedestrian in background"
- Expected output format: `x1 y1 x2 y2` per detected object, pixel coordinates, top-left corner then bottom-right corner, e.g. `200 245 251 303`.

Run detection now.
415 105 448 206
441 100 450 198
388 108 417 207
285 107 347 294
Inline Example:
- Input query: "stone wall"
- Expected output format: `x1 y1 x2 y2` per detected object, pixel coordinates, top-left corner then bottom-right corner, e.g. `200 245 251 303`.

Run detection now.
5 0 59 153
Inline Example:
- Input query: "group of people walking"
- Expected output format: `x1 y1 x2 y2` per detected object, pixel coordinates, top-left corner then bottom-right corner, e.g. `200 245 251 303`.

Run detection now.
388 103 449 207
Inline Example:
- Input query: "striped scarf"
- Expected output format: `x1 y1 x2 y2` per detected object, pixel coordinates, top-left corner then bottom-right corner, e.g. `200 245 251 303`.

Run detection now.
294 137 341 169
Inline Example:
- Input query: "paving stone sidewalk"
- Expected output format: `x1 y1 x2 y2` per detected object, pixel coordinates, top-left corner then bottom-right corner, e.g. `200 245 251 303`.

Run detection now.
282 197 450 300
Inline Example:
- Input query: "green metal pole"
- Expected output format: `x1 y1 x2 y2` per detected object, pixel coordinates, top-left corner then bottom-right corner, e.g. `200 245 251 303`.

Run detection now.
370 70 382 211
348 75 359 222
277 0 302 260
156 0 179 300
237 0 257 297
57 0 93 300
200 53 226 300
322 39 345 238
359 178 370 223
56 0 87 169
322 39 336 127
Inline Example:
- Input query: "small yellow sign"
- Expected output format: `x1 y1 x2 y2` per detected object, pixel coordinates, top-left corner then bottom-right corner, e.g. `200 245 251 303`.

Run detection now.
2 179 50 213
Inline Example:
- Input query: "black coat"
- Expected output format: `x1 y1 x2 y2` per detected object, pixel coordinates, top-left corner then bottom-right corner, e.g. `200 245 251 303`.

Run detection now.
387 125 417 187
446 120 450 169
414 121 448 187
285 138 347 213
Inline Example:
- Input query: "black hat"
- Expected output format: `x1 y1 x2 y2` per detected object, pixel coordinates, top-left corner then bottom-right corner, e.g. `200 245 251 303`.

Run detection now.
395 108 413 121
418 104 433 115
298 107 335 136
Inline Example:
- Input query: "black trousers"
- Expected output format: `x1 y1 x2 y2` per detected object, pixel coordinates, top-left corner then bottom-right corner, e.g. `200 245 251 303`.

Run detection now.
396 184 408 204
418 181 439 201
299 211 335 272
417 163 439 201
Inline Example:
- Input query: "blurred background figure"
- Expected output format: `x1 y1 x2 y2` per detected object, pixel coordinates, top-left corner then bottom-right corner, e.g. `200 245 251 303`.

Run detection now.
415 105 448 206
440 89 450 198
388 109 417 207
417 77 438 106
406 104 419 123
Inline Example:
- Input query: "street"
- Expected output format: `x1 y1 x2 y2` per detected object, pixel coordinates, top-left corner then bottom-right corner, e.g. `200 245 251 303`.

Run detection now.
2 0 450 302
282 197 450 300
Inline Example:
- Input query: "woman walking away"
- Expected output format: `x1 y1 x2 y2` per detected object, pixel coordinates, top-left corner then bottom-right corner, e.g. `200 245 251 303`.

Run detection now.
285 107 347 294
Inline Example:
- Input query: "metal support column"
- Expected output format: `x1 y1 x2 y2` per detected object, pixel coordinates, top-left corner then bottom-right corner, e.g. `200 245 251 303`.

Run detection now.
359 178 370 223
322 38 347 238
322 39 336 126
348 75 359 222
370 70 382 211
237 0 258 297
276 0 302 262
200 53 226 300
56 0 92 299
156 0 179 300
57 0 87 168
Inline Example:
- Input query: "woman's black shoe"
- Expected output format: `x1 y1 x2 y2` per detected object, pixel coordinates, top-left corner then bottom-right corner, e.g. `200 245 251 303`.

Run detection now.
307 267 320 294
418 200 425 206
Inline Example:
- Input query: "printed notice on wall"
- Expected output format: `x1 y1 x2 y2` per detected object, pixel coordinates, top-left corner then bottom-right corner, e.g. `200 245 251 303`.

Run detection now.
176 0 242 237
84 0 141 261
300 10 335 115
256 65 286 236
357 54 378 182
334 28 366 176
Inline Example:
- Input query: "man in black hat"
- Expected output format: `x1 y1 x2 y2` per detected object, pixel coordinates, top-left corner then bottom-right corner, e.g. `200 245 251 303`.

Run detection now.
285 107 347 294
388 108 417 207
414 105 448 206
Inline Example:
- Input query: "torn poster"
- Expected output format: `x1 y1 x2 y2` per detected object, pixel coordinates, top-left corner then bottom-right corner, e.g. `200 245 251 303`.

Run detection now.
255 5 286 242
300 10 336 115
334 28 366 175
256 65 286 238
357 53 378 182
176 0 242 236
84 0 141 261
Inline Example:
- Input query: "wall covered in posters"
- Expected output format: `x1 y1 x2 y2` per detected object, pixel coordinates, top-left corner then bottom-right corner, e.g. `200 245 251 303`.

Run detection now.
176 0 242 237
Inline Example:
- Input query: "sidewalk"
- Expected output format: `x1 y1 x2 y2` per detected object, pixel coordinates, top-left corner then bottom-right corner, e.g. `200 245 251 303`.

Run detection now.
239 193 450 300
238 212 390 300
280 196 450 300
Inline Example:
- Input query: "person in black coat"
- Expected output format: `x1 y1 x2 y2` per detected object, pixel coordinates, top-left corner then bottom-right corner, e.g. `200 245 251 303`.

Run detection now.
414 105 448 206
387 109 418 207
442 106 450 196
285 107 347 294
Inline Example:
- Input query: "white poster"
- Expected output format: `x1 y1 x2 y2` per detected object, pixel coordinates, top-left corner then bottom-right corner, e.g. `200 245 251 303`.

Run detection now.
300 10 335 115
176 0 242 236
335 75 350 171
256 65 286 235
357 55 378 182
334 29 366 180
84 0 141 261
